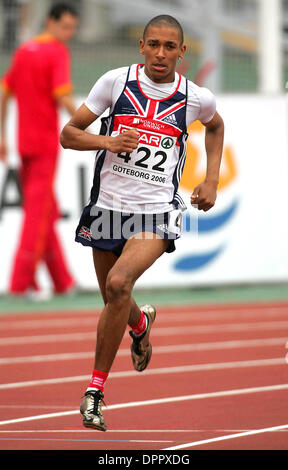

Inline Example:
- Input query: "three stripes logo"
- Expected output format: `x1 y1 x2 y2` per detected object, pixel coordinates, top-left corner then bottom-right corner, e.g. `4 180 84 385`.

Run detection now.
163 113 178 125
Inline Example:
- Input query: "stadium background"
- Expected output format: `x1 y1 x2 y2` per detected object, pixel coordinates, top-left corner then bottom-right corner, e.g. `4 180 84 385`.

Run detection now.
0 0 288 453
1 0 288 308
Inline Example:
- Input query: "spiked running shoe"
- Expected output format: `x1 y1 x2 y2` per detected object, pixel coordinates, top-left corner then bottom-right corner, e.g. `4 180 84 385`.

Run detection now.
80 390 107 431
129 304 156 372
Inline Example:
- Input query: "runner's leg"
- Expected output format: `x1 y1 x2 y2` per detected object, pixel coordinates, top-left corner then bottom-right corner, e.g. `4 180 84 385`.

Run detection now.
92 248 144 327
93 235 169 372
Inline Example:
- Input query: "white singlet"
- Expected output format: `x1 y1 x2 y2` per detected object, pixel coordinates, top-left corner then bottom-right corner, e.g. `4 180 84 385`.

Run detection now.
84 64 216 214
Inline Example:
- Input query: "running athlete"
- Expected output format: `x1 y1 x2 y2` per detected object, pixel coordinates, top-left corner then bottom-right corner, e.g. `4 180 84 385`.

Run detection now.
0 3 78 298
60 15 224 431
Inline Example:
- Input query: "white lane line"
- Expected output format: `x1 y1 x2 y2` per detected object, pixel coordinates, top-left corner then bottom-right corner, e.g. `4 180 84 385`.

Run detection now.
0 438 172 444
0 351 93 365
119 439 175 443
0 428 287 433
1 305 288 330
0 332 95 346
0 337 286 366
149 321 288 336
161 423 288 450
0 357 285 390
1 321 288 346
0 317 99 331
1 302 287 322
0 405 75 410
0 383 287 427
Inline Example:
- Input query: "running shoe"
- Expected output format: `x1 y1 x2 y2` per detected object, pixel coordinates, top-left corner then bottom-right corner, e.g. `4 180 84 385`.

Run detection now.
80 390 107 431
129 304 156 372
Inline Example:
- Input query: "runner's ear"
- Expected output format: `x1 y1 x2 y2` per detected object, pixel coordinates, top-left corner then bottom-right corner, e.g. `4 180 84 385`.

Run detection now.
179 44 186 59
139 39 144 55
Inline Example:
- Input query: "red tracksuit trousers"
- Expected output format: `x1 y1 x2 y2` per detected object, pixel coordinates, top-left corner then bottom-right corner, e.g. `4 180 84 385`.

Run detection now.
9 154 75 294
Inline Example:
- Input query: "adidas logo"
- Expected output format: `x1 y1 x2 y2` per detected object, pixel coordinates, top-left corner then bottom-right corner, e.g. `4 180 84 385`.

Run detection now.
163 114 177 125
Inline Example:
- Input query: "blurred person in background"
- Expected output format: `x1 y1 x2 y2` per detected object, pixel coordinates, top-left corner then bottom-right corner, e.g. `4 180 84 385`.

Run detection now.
0 2 78 299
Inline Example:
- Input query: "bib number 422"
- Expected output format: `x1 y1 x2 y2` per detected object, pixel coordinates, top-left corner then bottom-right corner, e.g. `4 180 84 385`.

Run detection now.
117 146 167 173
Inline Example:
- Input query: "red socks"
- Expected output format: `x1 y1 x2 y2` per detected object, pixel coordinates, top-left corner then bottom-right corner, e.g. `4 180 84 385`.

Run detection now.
87 369 108 393
86 310 147 394
132 309 148 336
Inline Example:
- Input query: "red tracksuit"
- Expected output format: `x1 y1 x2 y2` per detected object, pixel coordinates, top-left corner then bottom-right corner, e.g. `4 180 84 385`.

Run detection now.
1 34 75 293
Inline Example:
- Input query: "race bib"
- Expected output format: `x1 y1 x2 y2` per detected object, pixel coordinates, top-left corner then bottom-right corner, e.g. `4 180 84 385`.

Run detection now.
110 125 176 187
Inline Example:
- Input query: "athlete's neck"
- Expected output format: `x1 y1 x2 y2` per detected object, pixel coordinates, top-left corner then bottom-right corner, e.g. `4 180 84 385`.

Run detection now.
139 66 177 87
142 65 176 84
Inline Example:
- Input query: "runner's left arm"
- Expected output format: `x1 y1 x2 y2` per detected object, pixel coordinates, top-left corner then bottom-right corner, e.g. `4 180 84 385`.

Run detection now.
190 111 224 211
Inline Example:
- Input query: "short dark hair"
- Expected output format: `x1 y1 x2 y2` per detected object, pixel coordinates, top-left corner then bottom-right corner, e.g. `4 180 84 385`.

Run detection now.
143 15 184 45
48 2 78 20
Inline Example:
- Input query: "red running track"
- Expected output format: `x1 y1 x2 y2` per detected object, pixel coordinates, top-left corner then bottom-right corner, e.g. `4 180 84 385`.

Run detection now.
0 300 288 451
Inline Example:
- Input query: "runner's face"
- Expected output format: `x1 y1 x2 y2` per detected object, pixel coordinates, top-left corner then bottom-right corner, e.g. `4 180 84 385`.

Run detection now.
140 25 186 83
48 13 78 43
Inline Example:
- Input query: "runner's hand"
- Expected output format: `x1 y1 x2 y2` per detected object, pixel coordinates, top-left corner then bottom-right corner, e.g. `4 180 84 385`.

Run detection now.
107 130 140 154
190 181 217 212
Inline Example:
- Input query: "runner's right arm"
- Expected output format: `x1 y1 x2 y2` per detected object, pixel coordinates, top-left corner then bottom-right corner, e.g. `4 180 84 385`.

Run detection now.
60 103 139 153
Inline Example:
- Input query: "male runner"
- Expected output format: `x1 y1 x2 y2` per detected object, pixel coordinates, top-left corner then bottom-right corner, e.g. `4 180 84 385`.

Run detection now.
0 3 78 297
60 15 224 431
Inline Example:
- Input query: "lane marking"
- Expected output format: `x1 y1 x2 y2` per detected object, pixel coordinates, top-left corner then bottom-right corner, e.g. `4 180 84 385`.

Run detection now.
0 302 287 323
161 423 288 450
146 321 288 336
0 358 285 390
0 351 93 365
0 383 287 427
1 305 288 330
0 337 286 366
0 428 287 433
0 332 95 346
1 321 288 346
0 317 99 331
0 437 172 443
